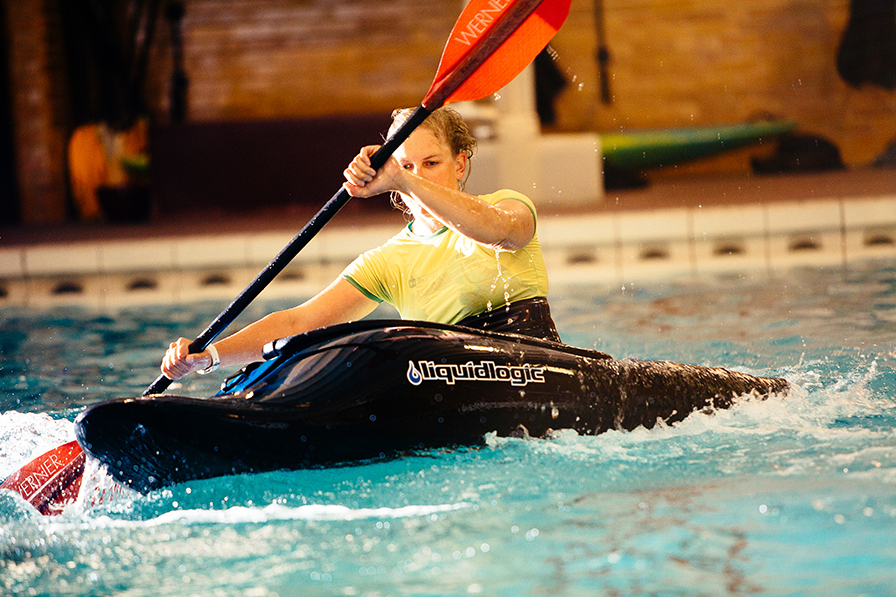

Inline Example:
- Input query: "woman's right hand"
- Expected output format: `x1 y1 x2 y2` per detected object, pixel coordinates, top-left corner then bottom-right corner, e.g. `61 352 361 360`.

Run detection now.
343 145 401 198
161 337 211 380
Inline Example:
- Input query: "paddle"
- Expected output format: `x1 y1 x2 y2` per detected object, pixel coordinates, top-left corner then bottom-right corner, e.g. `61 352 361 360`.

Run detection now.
143 0 571 395
2 0 571 514
0 441 85 516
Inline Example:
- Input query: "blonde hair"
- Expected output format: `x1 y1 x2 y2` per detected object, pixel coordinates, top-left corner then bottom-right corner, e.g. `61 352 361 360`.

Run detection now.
387 107 477 213
389 106 477 163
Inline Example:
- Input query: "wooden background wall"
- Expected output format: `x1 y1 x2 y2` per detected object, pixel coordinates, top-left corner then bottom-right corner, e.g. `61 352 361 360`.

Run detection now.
147 0 896 164
5 0 896 223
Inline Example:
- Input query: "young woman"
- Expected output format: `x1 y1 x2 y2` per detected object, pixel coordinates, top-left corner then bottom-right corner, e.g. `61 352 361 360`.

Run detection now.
161 107 559 380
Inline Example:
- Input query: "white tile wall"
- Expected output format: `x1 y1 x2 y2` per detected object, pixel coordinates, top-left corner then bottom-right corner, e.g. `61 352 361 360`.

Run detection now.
24 244 102 276
100 239 177 273
173 235 251 270
842 196 896 228
692 204 766 238
693 236 768 275
537 213 615 247
617 208 690 243
765 198 843 235
2 195 895 308
0 246 24 277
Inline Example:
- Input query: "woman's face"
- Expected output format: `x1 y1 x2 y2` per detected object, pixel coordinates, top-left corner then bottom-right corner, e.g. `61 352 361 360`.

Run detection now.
394 127 467 197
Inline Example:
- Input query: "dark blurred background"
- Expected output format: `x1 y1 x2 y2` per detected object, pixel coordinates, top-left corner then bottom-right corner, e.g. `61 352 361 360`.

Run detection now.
2 0 894 227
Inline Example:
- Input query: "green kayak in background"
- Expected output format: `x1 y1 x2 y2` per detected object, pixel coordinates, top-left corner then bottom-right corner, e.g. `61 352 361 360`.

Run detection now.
601 120 797 171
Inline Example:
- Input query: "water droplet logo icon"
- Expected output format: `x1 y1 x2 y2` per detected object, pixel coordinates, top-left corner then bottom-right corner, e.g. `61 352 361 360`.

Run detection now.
407 361 423 386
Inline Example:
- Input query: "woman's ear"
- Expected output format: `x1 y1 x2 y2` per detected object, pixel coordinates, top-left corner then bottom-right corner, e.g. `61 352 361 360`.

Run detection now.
455 152 467 181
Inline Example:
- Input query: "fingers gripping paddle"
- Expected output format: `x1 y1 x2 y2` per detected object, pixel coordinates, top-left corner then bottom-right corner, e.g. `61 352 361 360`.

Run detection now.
142 0 571 396
3 0 571 515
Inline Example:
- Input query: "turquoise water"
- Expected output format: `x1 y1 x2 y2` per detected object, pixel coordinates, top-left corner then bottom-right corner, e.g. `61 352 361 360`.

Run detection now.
2 262 895 596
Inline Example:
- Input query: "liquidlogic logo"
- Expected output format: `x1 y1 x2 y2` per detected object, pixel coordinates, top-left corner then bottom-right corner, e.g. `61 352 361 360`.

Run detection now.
407 360 546 387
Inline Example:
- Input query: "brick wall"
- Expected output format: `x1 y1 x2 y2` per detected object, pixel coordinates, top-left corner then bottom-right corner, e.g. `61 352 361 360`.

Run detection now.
147 0 894 167
5 0 69 223
6 0 896 223
146 0 459 121
549 0 896 168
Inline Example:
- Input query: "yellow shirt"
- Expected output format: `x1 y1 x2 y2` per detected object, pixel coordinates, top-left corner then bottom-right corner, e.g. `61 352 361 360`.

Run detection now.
342 189 549 324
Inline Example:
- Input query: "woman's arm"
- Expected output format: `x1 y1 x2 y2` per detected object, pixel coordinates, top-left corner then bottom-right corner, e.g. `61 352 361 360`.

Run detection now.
344 145 535 251
161 277 378 379
398 175 535 251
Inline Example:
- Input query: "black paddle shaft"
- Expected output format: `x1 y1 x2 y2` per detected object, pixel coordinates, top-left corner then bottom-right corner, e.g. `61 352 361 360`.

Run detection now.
144 105 432 395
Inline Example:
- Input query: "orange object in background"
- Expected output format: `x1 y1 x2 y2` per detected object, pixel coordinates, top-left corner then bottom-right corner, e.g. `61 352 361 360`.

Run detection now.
67 119 148 221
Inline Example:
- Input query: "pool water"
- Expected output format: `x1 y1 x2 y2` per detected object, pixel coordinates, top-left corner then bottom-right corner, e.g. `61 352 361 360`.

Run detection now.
2 262 895 596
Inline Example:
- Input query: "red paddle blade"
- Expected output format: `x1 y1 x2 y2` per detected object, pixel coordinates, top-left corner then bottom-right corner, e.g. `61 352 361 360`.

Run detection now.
0 440 85 515
424 0 572 108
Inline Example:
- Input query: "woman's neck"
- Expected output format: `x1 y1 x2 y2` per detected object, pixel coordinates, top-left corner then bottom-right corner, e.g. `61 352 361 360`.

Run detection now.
411 216 443 236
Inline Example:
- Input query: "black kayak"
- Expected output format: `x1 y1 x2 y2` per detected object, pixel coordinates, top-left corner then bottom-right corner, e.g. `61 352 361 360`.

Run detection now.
74 319 788 493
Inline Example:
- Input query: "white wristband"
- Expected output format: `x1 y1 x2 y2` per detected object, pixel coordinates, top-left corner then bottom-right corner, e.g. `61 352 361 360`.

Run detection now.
197 344 220 375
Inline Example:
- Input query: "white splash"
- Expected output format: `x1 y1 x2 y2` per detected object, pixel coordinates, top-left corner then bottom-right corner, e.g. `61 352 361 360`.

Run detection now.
0 411 74 480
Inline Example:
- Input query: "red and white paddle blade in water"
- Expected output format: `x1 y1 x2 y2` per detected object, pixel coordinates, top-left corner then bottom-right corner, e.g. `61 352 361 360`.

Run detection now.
0 440 129 516
425 0 572 107
0 440 85 515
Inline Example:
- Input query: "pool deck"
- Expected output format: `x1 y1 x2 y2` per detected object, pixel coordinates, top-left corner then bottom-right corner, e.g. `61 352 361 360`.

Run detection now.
1 168 895 307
